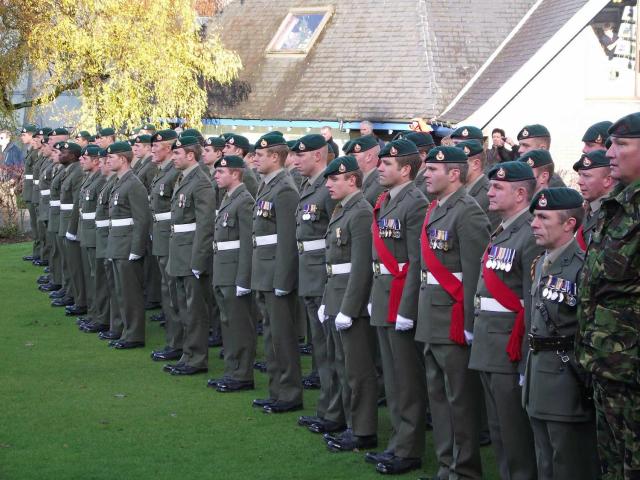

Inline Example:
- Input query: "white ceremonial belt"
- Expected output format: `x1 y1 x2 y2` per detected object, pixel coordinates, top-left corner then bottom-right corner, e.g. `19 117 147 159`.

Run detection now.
372 261 406 275
40 189 51 196
326 263 351 275
49 200 61 207
172 222 196 233
254 234 278 246
60 203 73 211
95 219 110 228
424 271 462 284
34 180 40 185
81 212 96 220
214 240 240 251
111 218 134 227
299 239 326 252
154 212 171 222
25 174 34 180
479 297 522 313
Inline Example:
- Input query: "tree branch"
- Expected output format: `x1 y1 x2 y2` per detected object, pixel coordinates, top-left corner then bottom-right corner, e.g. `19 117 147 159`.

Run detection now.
11 78 83 110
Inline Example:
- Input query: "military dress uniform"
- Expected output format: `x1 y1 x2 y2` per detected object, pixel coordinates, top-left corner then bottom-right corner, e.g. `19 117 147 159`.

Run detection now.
416 147 491 480
36 155 54 267
21 137 40 257
469 162 542 480
362 169 385 207
211 158 256 389
106 150 151 347
466 173 501 230
166 140 215 373
46 162 65 290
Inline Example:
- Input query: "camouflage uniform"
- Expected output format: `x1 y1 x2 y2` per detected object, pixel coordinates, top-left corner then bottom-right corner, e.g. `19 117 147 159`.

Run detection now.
577 178 640 480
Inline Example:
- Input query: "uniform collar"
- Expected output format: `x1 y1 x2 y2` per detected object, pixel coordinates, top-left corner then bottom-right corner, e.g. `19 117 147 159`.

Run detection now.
544 237 574 266
263 168 284 185
500 206 529 230
388 180 412 200
466 172 485 191
180 162 199 179
340 189 360 207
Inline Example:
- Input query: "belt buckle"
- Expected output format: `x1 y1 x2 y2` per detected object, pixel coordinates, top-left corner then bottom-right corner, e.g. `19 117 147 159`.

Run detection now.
420 270 427 282
213 241 218 253
374 263 381 275
297 241 304 254
252 235 257 248
170 224 175 233
326 264 332 276
474 296 480 310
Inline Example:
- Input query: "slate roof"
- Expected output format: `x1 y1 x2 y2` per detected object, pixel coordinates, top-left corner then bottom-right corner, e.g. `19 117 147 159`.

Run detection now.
442 0 590 123
207 0 535 122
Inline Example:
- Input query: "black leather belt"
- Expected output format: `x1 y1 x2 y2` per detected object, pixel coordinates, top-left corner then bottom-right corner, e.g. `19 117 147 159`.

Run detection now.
528 334 574 353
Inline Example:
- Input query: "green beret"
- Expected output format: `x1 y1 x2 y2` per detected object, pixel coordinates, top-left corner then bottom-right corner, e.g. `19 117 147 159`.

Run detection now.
214 155 245 169
132 128 141 135
53 141 65 150
141 123 156 131
51 127 69 136
154 129 178 142
582 121 612 144
205 136 226 148
516 149 553 168
75 130 92 140
350 135 379 153
97 127 116 137
220 132 233 140
180 128 203 140
342 140 354 154
35 127 53 137
608 112 640 138
529 187 583 213
106 141 132 154
172 136 200 149
127 139 136 146
426 146 467 163
403 132 435 148
99 148 108 157
323 155 359 177
291 134 326 152
286 140 297 149
226 133 251 150
40 136 49 144
450 126 484 140
379 139 418 158
58 141 82 154
255 132 286 150
605 137 612 149
83 145 102 157
572 150 610 171
454 140 483 157
135 134 152 144
517 124 550 140
488 161 535 182
21 124 38 134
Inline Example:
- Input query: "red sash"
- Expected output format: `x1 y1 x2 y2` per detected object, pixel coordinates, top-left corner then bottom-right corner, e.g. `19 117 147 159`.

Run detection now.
481 248 525 362
576 225 586 251
420 201 465 345
372 192 409 324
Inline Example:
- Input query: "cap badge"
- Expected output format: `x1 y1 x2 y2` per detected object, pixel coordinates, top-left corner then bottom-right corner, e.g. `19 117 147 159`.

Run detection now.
522 128 530 138
260 139 268 148
582 157 592 167
526 158 535 167
463 146 470 155
176 140 182 147
538 194 547 207
220 159 227 166
107 147 112 153
298 142 306 151
156 134 162 141
497 168 506 179
461 128 469 137
338 163 346 173
64 143 69 148
436 150 445 161
353 144 362 153
206 139 212 145
228 137 235 145
390 146 398 156
595 134 603 144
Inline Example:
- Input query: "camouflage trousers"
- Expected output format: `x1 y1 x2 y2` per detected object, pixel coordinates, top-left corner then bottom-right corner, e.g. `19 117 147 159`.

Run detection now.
593 378 640 480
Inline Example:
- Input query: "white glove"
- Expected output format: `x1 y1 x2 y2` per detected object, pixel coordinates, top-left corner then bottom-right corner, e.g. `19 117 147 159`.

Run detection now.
395 314 414 331
236 286 251 297
317 304 326 323
192 269 201 279
65 232 77 241
128 253 142 261
335 312 353 331
519 374 525 387
464 330 474 345
367 303 372 316
274 289 289 297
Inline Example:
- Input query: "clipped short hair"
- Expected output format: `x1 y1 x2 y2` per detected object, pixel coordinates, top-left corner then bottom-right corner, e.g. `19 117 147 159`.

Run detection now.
444 162 469 184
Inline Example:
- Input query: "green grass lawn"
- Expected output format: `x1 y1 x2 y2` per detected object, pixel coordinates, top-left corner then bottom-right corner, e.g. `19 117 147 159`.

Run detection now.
0 242 498 480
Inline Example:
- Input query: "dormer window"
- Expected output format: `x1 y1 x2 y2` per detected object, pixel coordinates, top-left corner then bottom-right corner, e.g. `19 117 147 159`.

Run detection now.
266 7 333 56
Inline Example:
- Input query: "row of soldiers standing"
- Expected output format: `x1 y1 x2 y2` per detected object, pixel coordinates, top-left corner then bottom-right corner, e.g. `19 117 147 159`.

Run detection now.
18 112 638 479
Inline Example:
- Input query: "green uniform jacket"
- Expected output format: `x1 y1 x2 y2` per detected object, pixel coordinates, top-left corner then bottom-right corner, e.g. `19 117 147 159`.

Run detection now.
212 183 254 289
251 170 299 293
22 148 37 202
47 165 64 233
416 187 491 344
467 174 501 230
414 166 427 195
549 173 566 188
167 166 215 277
523 239 592 422
106 170 151 260
133 155 157 193
37 158 53 222
59 161 84 237
150 162 181 257
370 183 428 326
288 167 304 191
580 206 600 247
78 170 106 248
469 211 544 374
577 179 640 385
213 166 260 206
323 192 373 318
31 154 44 204
296 175 337 297
362 169 385 207
95 175 116 260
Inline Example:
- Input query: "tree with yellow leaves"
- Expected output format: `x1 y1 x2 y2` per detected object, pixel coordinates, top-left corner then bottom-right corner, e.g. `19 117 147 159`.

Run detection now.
1 0 241 130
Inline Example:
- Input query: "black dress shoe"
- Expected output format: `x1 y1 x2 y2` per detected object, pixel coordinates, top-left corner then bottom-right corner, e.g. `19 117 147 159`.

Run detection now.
113 341 145 349
37 275 50 284
65 306 88 316
149 312 165 322
364 450 395 464
76 316 91 326
298 415 323 427
43 267 50 273
108 339 120 347
479 429 492 447
299 342 313 355
23 255 37 261
263 401 303 414
49 289 66 299
302 373 321 390
327 434 377 452
144 301 161 310
208 335 222 347
218 348 224 359
52 297 74 307
81 323 109 333
376 456 422 475
309 419 346 434
252 398 275 408
206 376 231 388
98 331 121 340
216 379 254 392
33 259 48 266
39 283 62 292
323 428 352 444
253 361 267 373
256 322 264 336
170 365 208 376
151 348 182 361
163 363 184 373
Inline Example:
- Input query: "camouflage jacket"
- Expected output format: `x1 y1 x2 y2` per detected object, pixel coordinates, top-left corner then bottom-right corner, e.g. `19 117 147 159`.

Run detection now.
576 179 640 385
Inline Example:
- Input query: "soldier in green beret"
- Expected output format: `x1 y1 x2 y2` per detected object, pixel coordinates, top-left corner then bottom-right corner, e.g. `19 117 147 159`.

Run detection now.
418 146 491 479
285 140 304 191
95 128 116 148
469 161 542 480
222 133 259 197
140 123 156 135
74 131 93 149
515 124 565 188
32 129 53 266
402 131 435 194
20 125 42 262
517 149 565 192
523 187 599 480
320 156 379 452
581 121 612 154
450 126 484 145
36 136 55 272
349 135 385 206
577 111 640 480
250 132 303 414
202 137 225 177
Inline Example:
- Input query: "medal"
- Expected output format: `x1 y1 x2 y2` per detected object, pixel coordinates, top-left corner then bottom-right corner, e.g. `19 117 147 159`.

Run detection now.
222 212 229 227
303 213 310 221
113 192 119 206
160 184 164 196
336 227 341 243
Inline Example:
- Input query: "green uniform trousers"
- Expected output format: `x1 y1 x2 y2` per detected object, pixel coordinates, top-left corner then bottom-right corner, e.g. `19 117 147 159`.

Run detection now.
64 238 86 307
105 259 123 334
303 296 331 418
325 317 348 426
28 203 40 256
93 258 110 327
81 246 96 317
143 238 161 306
56 235 71 295
156 255 182 350
112 258 145 343
175 275 210 369
38 220 49 260
47 231 63 285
